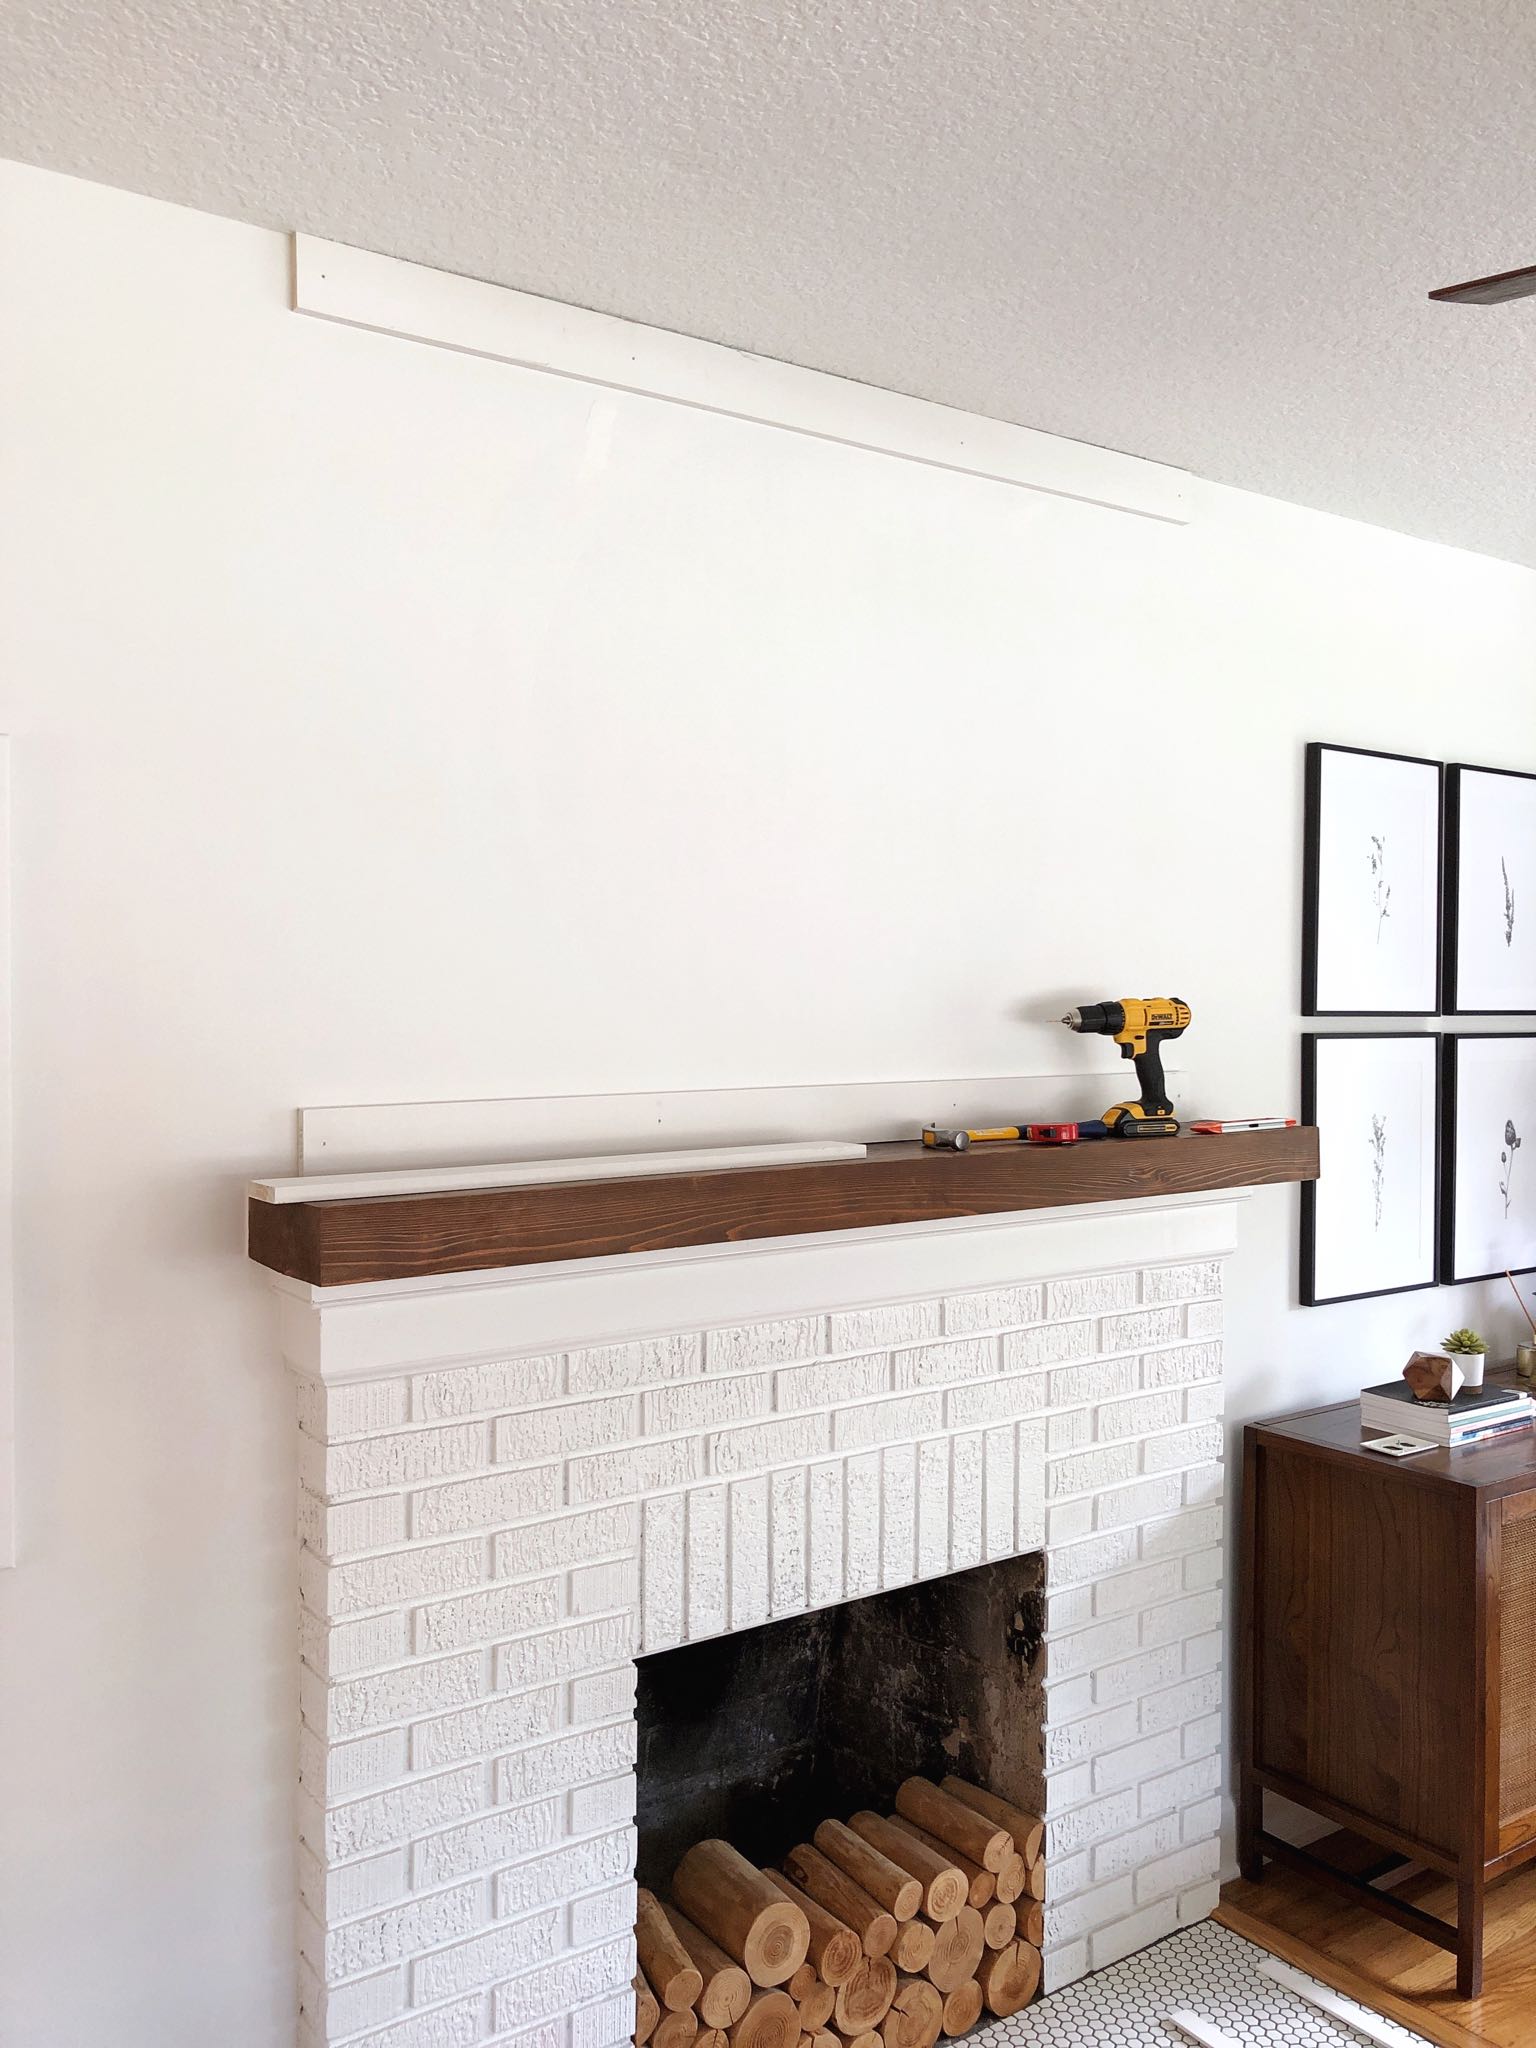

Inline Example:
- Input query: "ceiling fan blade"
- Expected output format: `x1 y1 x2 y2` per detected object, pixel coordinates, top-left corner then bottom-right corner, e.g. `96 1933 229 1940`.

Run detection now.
1429 263 1536 305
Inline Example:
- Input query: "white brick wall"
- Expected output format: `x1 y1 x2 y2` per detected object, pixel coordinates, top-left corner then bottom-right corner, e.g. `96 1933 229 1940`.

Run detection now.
283 1228 1229 2047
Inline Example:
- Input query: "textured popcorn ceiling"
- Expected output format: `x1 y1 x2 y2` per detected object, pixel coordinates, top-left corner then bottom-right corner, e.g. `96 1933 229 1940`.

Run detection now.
4 0 1536 563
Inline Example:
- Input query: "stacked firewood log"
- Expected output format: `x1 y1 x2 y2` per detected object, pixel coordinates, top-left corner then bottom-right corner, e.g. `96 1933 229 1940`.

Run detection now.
631 1776 1043 2046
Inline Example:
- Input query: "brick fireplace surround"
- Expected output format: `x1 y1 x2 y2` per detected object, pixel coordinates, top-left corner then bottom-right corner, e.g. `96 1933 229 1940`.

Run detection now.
271 1192 1237 2048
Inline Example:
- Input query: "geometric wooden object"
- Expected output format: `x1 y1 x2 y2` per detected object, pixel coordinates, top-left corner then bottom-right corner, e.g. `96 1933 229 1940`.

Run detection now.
1404 1351 1464 1403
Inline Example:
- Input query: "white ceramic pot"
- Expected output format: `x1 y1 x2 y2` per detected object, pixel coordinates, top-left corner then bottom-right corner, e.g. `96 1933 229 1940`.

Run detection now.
1457 1352 1486 1388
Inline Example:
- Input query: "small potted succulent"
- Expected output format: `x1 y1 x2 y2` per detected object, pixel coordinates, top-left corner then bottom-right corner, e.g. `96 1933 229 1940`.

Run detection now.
1443 1328 1489 1389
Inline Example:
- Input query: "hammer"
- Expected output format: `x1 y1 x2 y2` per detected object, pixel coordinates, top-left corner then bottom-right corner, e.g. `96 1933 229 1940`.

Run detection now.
922 1125 973 1151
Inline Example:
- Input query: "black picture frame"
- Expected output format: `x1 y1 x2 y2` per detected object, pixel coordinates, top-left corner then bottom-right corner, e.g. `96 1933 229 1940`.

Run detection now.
1439 1032 1536 1283
1300 1031 1440 1306
1442 762 1536 1015
1302 742 1444 1017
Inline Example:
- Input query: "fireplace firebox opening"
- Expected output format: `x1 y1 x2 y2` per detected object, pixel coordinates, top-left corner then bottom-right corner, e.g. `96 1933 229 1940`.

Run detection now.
630 1555 1047 2038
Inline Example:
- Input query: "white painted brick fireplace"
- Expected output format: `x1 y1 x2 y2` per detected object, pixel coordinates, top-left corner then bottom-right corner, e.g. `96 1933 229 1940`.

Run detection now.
271 1192 1238 2048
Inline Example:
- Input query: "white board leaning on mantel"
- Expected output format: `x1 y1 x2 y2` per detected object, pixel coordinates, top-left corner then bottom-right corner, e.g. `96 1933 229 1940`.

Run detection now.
250 1139 867 1206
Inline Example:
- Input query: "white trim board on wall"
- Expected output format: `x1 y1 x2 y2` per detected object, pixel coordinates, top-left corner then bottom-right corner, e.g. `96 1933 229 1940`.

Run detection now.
0 739 12 1567
297 1070 1190 1175
290 234 1193 526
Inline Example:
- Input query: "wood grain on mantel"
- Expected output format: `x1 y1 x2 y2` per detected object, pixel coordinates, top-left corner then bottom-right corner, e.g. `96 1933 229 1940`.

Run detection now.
246 1126 1318 1288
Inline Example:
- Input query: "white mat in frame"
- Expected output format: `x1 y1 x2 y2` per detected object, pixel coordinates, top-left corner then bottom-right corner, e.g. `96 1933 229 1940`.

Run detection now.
1441 1031 1536 1283
1301 1033 1439 1306
1303 744 1443 1019
1445 764 1536 1015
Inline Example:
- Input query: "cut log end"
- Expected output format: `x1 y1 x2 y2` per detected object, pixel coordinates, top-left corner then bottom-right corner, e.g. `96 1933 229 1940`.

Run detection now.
652 2011 700 2048
726 1988 799 2048
846 1812 966 1924
779 1845 896 1959
993 1851 1026 1905
896 1777 1012 1874
832 1954 899 2033
763 1867 865 1984
638 1888 705 2012
938 1777 1044 1866
886 1813 993 1909
924 1904 984 1994
980 1938 1041 2018
674 1841 811 1989
982 1900 1017 1950
665 1907 755 2027
939 1977 983 2037
890 1916 937 1974
794 1976 835 2031
882 1976 944 2048
814 1817 924 1923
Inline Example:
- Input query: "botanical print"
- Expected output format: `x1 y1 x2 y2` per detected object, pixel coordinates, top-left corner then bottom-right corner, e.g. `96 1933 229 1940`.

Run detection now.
1305 1034 1436 1304
1368 832 1390 942
1370 1112 1387 1228
1448 769 1536 1013
1502 1117 1522 1220
1306 748 1439 1015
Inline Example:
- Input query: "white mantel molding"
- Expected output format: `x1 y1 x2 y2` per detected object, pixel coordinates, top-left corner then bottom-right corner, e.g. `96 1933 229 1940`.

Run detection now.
272 1191 1244 1384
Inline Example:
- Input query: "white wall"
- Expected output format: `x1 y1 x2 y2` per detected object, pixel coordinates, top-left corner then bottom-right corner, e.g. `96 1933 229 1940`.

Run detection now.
1 158 1534 2047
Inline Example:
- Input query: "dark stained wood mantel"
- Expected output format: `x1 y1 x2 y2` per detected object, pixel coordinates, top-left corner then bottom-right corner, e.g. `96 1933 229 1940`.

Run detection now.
247 1125 1318 1288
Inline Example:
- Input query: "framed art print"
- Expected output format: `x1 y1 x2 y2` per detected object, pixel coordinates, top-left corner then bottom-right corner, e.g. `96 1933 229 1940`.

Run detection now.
1443 763 1536 1013
1302 743 1442 1016
1300 1033 1439 1305
1440 1033 1536 1282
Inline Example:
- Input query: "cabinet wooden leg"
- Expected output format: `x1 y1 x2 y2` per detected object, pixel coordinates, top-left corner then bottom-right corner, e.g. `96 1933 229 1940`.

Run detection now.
1455 1876 1485 1999
1236 1773 1263 1883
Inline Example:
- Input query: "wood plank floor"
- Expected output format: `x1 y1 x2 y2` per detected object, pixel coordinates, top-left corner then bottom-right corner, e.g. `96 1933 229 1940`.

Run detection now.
1217 1853 1536 2048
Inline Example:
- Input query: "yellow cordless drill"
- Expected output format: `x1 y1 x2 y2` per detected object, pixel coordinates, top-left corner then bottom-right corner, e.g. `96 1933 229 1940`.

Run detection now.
1061 998 1191 1138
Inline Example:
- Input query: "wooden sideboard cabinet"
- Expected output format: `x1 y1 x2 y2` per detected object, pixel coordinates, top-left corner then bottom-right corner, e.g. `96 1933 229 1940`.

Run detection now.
1238 1390 1536 1996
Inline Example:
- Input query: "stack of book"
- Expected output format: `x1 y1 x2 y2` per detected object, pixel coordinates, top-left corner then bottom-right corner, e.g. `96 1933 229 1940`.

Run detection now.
1360 1377 1535 1447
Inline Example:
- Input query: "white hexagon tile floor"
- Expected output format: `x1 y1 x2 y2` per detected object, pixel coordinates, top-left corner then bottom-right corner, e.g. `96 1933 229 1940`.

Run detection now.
985 1922 1433 2046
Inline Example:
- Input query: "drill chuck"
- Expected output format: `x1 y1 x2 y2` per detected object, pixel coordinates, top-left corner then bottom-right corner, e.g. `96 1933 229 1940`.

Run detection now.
1062 1002 1125 1036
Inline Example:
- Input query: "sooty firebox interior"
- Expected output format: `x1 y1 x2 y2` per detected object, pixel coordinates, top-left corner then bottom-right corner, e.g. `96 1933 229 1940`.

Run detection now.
634 1554 1045 1888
